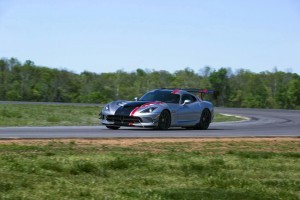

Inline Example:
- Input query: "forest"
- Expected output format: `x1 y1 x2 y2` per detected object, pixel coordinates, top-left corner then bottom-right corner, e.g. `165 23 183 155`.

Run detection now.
0 58 299 109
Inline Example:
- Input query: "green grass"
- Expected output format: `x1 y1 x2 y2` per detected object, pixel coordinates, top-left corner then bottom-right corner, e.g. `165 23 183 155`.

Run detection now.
0 139 299 199
0 104 101 126
0 104 242 127
213 113 244 122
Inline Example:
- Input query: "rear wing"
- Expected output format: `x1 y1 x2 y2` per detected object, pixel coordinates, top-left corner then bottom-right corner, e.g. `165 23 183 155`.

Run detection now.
182 88 214 100
184 89 214 94
163 88 215 100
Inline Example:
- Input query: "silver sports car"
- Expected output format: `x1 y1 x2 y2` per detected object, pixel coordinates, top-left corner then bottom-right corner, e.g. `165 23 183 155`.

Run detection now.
100 88 214 130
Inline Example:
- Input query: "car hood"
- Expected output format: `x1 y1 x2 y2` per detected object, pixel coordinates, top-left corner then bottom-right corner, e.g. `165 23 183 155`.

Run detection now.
105 100 165 116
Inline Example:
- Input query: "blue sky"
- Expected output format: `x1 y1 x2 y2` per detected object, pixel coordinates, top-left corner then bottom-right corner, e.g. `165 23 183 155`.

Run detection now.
1 0 300 74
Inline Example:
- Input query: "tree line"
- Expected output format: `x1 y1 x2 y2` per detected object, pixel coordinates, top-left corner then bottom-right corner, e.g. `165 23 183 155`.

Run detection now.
0 58 299 109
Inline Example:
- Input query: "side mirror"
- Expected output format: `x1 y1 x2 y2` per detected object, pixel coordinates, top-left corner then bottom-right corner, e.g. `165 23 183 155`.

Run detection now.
182 99 191 105
134 97 139 101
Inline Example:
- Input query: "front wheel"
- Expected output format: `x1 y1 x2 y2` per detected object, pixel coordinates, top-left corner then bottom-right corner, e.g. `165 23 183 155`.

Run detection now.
157 110 171 130
106 125 120 130
194 109 211 130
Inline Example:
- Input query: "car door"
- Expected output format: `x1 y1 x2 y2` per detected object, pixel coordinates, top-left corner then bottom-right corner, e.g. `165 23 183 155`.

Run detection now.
176 94 201 126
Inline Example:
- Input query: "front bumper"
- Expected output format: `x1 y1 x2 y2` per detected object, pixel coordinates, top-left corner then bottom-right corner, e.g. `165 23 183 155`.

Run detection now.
100 113 160 127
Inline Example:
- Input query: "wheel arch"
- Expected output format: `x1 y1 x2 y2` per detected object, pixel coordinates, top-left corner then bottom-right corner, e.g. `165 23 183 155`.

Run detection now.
194 108 212 130
202 108 212 123
157 109 172 130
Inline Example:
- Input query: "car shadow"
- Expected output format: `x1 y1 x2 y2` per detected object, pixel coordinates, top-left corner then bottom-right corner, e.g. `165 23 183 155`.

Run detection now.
117 128 228 131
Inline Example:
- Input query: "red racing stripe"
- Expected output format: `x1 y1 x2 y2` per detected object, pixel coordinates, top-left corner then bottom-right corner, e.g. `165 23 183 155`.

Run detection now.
130 106 140 116
129 101 163 116
172 89 180 94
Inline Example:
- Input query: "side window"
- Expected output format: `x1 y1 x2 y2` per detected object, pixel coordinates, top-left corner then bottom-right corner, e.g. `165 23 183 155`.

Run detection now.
189 95 197 102
167 94 180 104
181 94 197 104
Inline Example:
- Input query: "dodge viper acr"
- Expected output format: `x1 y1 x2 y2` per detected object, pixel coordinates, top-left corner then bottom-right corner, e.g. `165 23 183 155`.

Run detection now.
100 88 214 130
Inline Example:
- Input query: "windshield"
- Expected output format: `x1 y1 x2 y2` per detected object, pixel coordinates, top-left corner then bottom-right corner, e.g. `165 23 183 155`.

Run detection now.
140 90 180 103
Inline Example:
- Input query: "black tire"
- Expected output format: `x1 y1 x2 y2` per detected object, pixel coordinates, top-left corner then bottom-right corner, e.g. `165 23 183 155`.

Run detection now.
106 125 120 130
157 110 171 130
194 109 211 130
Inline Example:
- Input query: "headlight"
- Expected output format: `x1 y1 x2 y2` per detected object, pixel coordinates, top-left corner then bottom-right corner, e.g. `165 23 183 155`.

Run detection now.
140 107 157 113
103 104 110 111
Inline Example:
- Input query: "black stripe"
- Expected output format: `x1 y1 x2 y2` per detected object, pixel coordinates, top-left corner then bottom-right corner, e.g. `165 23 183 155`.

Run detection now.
114 101 151 116
115 106 135 116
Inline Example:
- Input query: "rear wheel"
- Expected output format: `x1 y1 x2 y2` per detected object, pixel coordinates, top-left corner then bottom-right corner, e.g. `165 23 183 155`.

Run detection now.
106 125 120 130
157 110 171 130
194 109 211 130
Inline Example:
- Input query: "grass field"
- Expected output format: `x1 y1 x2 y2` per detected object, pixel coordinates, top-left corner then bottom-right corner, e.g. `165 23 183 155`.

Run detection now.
0 138 299 199
0 104 101 126
0 104 241 127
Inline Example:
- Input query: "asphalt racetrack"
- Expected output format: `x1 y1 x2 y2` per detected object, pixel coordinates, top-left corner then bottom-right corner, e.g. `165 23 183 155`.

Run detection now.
0 108 299 139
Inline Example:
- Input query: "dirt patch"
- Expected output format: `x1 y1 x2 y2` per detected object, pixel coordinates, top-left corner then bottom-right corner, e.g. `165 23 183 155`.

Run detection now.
0 137 299 146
